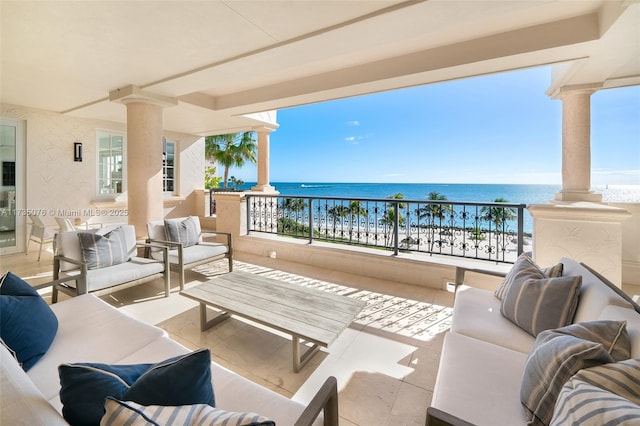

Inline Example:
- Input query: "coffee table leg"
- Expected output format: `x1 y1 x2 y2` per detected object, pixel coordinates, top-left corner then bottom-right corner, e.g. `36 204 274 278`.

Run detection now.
200 302 231 331
292 335 320 373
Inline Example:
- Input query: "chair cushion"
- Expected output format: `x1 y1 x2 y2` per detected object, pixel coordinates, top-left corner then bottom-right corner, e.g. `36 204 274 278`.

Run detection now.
500 274 582 337
164 216 201 248
84 257 165 292
59 349 214 426
0 272 58 371
101 398 275 426
151 242 229 264
78 226 132 269
521 321 631 426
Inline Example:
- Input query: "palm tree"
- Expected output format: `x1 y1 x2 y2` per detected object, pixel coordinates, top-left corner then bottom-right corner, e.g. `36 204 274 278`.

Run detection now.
327 204 350 235
280 198 306 213
228 176 244 190
278 198 306 234
481 198 517 231
379 193 405 246
205 132 257 188
347 200 367 243
417 191 453 251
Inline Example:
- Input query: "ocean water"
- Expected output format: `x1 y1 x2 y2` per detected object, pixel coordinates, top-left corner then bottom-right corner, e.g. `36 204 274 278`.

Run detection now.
232 182 639 235
237 182 640 204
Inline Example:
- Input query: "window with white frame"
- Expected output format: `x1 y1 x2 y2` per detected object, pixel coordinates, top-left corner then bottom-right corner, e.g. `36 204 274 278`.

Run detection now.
97 131 125 195
163 139 176 194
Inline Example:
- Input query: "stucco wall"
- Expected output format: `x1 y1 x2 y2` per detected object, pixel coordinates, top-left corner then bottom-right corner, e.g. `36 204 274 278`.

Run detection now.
1 103 204 241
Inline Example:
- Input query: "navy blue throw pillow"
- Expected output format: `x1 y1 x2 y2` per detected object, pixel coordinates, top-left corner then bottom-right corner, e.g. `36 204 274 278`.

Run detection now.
0 271 58 371
59 349 215 426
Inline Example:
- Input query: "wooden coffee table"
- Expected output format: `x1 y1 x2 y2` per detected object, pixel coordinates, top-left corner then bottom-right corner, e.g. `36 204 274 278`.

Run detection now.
180 271 365 372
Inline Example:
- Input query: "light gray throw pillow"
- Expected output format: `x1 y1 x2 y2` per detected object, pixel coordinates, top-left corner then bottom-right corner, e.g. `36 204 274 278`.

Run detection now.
164 217 200 248
77 226 130 270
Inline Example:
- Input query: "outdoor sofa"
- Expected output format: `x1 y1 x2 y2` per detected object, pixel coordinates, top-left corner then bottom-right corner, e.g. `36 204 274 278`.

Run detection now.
427 256 640 426
1 271 336 426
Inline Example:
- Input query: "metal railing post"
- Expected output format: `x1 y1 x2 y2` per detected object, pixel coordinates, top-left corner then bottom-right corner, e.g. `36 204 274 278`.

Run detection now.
517 205 524 255
393 201 399 256
246 195 252 235
308 198 314 244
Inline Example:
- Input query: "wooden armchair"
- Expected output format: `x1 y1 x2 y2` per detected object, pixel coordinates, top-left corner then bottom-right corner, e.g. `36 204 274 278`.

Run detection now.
52 225 170 302
146 216 232 290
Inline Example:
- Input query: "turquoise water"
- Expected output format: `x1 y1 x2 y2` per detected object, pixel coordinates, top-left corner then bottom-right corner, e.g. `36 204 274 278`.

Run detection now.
233 182 639 234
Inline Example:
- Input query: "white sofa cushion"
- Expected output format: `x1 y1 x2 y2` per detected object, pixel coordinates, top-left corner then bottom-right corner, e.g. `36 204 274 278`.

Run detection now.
431 332 529 426
1 343 67 426
562 258 634 322
27 295 166 402
451 286 535 353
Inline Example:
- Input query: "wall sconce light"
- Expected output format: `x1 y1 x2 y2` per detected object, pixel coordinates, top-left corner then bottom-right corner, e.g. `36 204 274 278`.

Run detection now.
74 142 83 162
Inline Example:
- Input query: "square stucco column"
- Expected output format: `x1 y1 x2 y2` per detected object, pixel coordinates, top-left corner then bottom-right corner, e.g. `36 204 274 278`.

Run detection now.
529 202 631 287
213 192 247 238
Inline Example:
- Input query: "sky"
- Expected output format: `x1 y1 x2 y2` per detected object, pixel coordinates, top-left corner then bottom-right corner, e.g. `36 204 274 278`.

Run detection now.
230 66 640 185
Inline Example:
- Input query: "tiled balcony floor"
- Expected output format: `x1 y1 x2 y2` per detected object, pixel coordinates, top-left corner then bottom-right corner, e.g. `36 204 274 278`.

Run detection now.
2 246 455 426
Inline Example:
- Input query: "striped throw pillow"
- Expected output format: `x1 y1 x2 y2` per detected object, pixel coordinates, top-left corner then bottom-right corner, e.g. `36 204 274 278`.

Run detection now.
164 217 200 248
521 321 631 426
500 275 581 336
551 358 640 425
101 398 275 426
77 226 131 270
494 254 562 300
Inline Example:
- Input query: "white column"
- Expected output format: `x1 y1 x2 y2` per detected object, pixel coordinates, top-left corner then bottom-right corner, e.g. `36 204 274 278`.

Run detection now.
251 127 278 193
126 102 164 238
554 89 602 202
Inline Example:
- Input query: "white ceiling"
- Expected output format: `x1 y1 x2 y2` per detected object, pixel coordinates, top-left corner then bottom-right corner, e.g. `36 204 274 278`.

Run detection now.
1 0 638 135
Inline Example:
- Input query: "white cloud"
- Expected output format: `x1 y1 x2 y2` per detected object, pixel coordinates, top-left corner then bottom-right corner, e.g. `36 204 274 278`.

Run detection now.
345 136 356 143
346 120 360 126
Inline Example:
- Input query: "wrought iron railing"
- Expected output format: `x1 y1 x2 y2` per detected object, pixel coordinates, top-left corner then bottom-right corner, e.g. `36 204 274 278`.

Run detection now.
246 195 527 263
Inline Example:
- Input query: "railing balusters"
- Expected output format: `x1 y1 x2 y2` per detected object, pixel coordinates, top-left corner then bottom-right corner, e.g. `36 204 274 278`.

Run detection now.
245 194 527 264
